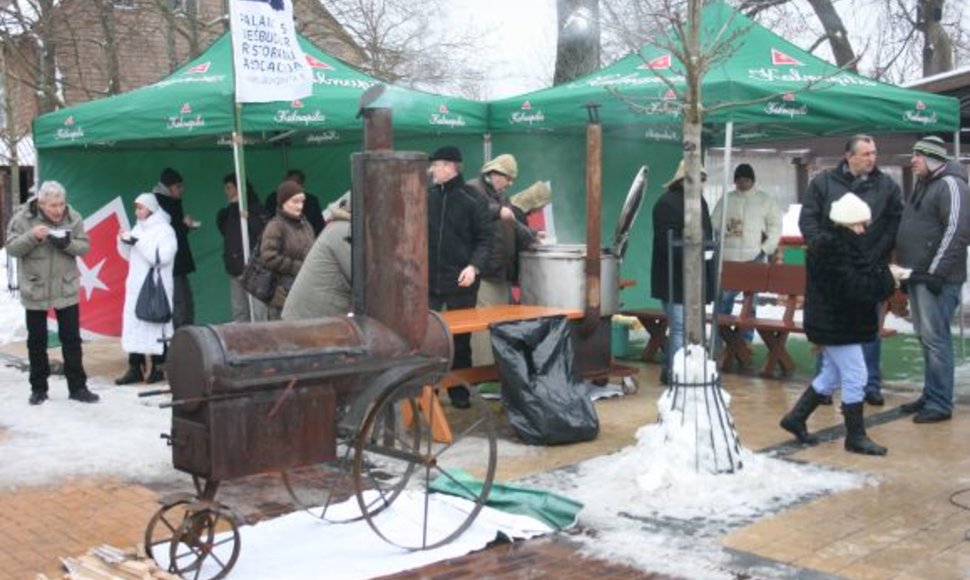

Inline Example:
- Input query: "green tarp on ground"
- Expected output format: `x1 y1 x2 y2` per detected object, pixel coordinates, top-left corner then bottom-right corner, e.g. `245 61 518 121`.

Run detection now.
430 469 582 531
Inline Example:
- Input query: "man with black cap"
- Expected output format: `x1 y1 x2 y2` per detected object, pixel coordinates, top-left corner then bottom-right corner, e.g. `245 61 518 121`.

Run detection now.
152 167 197 328
427 145 493 409
712 163 782 343
799 135 902 407
894 136 970 424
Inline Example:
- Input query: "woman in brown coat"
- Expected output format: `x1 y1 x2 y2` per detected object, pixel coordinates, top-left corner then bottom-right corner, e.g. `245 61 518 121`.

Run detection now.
259 180 315 319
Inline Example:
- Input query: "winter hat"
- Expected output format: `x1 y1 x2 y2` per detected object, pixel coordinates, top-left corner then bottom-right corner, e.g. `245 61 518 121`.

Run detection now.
912 136 950 162
663 160 708 188
509 181 552 213
429 146 462 163
159 167 183 187
481 154 518 179
829 192 871 225
734 163 755 181
324 191 351 222
134 192 160 214
276 180 304 207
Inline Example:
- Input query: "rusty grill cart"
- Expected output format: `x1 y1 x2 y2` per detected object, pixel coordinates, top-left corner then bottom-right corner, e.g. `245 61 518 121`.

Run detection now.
143 315 497 579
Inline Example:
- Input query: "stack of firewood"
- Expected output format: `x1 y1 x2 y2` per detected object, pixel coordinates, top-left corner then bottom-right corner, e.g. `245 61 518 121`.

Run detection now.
38 544 179 580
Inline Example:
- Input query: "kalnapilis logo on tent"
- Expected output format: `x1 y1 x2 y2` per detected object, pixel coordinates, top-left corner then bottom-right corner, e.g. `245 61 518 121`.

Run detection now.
306 130 341 144
637 54 672 70
429 104 467 128
186 61 211 74
764 92 808 118
54 115 84 142
305 54 334 70
275 99 326 126
904 100 939 126
770 49 803 66
509 101 545 126
167 103 206 131
77 198 131 337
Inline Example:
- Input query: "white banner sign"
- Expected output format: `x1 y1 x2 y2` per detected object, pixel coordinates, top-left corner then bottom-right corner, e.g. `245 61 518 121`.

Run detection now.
229 0 313 103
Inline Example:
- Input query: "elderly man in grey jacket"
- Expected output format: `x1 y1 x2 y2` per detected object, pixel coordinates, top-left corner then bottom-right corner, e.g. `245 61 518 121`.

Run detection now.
895 136 970 424
6 181 100 405
281 193 352 320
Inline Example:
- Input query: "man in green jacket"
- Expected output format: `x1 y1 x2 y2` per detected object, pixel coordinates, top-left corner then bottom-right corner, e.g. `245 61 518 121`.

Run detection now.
6 181 100 405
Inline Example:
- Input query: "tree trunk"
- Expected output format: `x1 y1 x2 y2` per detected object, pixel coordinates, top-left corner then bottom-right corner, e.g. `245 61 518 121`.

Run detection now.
93 0 122 95
805 0 856 68
554 0 600 85
919 0 953 76
681 0 705 348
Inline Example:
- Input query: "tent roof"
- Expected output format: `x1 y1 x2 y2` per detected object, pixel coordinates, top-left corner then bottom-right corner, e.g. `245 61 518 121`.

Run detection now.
33 34 488 150
487 1 960 142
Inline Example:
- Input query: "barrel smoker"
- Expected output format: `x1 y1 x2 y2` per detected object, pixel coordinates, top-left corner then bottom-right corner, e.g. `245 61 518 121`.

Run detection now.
143 111 498 579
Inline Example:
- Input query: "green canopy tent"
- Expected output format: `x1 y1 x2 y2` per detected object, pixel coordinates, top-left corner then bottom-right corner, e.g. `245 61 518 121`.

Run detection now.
487 0 961 309
32 33 488 332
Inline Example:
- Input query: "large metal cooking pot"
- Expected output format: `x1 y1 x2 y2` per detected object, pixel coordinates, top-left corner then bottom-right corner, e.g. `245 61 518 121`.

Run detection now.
519 245 620 315
518 166 648 317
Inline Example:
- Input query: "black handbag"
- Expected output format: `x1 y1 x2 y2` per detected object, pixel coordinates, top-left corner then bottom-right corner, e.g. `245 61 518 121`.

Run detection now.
135 248 172 324
241 239 277 303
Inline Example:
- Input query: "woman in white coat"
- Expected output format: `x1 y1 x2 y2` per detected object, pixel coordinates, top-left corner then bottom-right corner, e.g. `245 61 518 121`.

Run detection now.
115 193 177 385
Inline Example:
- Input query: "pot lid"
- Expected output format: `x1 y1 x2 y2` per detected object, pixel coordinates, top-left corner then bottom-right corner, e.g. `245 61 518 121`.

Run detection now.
612 165 648 259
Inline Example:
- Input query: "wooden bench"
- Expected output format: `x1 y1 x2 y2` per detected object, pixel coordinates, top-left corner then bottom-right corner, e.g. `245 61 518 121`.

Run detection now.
622 262 807 378
721 263 806 378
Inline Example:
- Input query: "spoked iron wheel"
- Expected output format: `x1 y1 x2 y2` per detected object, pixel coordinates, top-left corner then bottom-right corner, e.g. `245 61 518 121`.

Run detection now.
280 437 363 524
145 500 240 580
352 380 497 550
167 505 241 580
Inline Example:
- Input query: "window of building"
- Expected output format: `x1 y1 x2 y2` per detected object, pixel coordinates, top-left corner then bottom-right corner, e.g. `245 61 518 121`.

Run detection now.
172 0 198 15
113 0 135 8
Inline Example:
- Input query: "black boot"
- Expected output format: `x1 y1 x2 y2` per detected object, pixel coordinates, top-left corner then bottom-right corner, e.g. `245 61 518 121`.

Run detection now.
780 386 825 445
115 353 145 385
843 402 887 456
146 354 166 384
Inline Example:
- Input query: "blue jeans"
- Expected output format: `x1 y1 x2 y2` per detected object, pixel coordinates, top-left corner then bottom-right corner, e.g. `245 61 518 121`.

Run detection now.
717 255 765 343
862 335 881 396
909 281 961 414
662 301 685 372
812 343 866 405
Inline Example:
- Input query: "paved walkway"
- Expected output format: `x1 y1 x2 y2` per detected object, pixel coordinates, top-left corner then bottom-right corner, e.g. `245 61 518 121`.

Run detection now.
2 339 969 579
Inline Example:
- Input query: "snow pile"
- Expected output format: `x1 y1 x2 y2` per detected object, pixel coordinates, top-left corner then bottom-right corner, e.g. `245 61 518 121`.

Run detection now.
662 344 743 476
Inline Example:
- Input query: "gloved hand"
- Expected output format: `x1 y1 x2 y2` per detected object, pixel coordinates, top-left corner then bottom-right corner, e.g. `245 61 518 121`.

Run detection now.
48 231 71 250
908 271 944 295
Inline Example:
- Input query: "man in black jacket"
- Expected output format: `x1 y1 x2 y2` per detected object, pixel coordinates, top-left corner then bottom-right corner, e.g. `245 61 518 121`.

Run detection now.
217 173 269 322
427 145 493 408
895 136 970 423
798 135 902 406
152 167 196 328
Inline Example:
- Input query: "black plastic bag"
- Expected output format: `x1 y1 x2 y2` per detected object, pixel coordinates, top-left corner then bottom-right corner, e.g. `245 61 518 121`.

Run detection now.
135 249 171 324
489 315 599 445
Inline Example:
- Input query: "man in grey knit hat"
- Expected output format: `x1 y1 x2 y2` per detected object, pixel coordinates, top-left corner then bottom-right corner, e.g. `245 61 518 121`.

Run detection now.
895 136 970 424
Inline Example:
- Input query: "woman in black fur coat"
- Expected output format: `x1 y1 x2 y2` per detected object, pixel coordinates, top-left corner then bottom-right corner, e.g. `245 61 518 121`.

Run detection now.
780 193 897 456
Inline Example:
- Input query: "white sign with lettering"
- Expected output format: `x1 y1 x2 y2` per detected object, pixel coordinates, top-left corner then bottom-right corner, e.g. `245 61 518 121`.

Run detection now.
229 0 312 103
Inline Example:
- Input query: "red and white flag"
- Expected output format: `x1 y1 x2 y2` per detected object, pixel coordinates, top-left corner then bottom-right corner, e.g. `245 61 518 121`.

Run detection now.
75 198 131 337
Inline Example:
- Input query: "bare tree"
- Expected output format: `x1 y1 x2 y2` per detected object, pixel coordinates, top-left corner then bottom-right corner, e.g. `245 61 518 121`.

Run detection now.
322 0 486 97
554 0 600 85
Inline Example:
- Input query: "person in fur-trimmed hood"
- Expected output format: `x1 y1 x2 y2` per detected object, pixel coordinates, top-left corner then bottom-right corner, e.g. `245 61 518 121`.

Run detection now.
115 193 177 385
282 192 352 321
6 181 99 405
894 136 970 424
781 193 896 456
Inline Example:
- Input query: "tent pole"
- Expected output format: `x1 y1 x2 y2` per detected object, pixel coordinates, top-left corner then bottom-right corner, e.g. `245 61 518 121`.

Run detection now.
232 102 256 321
957 130 965 361
708 121 734 356
483 132 492 163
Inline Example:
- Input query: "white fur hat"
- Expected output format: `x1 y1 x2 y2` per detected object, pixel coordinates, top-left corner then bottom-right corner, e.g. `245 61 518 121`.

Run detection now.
829 192 871 225
134 192 160 214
